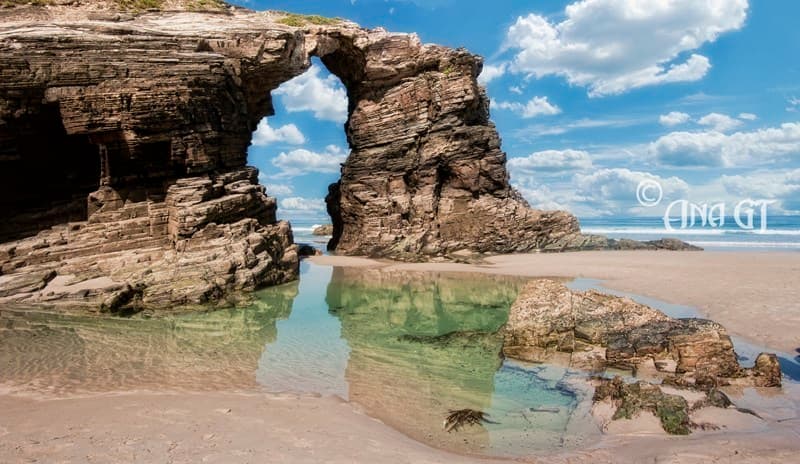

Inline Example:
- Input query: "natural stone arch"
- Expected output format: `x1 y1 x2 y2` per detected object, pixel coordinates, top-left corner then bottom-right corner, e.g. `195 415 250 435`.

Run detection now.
0 7 596 310
277 28 586 258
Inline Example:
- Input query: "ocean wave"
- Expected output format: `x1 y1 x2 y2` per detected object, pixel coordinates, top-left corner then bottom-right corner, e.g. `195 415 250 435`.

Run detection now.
582 227 800 237
292 225 324 233
688 241 800 249
582 227 726 236
730 229 800 236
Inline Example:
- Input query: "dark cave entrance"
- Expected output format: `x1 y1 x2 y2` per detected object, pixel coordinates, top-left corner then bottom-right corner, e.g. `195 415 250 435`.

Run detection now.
0 100 181 244
0 102 100 243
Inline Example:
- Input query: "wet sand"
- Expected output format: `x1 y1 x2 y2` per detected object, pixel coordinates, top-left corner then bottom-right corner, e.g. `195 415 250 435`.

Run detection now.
1 388 798 463
2 250 799 463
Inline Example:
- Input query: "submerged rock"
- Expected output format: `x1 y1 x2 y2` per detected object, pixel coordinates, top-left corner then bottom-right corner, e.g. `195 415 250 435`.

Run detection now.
502 279 782 388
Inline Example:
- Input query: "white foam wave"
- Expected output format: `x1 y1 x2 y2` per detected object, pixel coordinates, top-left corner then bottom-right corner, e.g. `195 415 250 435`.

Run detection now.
688 241 800 249
582 227 800 237
582 227 726 236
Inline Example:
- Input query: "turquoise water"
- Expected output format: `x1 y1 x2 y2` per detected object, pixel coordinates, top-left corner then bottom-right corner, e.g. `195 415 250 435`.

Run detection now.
0 261 584 457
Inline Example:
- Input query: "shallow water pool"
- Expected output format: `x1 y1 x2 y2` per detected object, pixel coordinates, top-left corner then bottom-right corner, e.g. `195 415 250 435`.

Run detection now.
0 261 588 456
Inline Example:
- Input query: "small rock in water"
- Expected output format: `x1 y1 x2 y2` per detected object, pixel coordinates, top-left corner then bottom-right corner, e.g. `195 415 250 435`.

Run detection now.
311 224 334 236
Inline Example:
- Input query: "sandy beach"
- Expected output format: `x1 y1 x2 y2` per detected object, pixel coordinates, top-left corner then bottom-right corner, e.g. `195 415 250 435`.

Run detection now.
1 386 798 463
2 250 799 463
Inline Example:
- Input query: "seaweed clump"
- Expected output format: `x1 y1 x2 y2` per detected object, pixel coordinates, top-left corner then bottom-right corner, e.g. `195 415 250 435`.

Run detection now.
594 376 691 435
443 409 494 432
398 330 499 350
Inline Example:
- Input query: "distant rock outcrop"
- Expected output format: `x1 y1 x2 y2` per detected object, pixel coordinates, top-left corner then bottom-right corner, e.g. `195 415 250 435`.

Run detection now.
311 224 334 236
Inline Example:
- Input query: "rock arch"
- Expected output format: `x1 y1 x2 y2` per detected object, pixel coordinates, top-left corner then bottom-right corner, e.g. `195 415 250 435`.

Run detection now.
298 27 586 257
0 7 587 310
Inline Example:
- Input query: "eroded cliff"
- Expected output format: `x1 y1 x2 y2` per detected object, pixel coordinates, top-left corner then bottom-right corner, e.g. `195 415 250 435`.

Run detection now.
0 3 675 310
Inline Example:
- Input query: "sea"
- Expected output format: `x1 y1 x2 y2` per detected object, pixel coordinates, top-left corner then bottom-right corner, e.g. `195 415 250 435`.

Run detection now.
283 215 800 252
284 217 333 250
580 216 800 251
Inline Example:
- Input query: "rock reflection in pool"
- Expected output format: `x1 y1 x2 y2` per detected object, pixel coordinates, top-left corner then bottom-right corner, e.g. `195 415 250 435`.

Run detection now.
320 266 580 456
1 261 583 456
0 283 297 393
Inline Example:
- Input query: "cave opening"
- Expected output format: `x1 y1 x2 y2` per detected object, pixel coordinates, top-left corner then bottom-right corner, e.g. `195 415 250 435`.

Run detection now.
247 56 353 252
0 102 100 243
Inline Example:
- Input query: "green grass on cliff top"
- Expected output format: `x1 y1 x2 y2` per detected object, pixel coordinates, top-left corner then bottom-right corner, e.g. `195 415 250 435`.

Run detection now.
276 12 341 27
1 0 227 11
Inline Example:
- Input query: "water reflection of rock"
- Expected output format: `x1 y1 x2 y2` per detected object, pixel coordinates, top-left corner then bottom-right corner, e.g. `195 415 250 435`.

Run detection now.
0 283 297 395
325 267 525 454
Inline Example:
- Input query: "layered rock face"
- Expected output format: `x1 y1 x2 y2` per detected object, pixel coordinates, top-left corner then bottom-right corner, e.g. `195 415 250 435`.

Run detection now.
503 280 782 388
0 4 695 309
0 5 315 309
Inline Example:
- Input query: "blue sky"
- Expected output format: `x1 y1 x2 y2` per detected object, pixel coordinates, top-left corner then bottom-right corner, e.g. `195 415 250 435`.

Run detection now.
240 0 800 220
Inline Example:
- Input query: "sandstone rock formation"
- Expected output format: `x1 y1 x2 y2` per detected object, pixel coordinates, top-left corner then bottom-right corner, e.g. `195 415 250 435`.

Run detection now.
0 3 697 310
502 280 782 388
311 224 334 236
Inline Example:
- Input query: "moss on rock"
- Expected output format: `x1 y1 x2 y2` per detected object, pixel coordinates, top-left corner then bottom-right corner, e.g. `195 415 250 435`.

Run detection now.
595 376 691 435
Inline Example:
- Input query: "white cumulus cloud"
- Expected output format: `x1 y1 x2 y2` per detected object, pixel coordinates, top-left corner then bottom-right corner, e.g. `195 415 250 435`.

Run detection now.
257 172 295 197
265 184 294 197
272 145 348 177
651 122 800 167
659 111 691 127
574 168 690 215
738 112 757 121
478 62 507 85
251 119 306 146
721 169 800 213
503 0 748 97
275 65 348 123
280 197 327 213
515 184 573 212
492 96 561 118
508 149 592 173
513 168 689 216
697 112 742 132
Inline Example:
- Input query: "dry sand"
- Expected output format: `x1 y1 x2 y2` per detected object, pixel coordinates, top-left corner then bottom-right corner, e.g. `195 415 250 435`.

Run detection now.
2 250 799 463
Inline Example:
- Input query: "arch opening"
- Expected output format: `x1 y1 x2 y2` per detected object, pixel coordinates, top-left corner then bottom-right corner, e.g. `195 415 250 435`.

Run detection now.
247 56 352 252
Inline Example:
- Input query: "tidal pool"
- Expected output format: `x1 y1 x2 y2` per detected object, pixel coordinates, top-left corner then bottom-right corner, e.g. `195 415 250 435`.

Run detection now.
0 261 587 456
